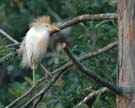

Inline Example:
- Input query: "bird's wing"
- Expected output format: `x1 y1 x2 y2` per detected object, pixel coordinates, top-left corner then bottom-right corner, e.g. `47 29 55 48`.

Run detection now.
20 37 29 68
25 28 37 68
20 28 35 68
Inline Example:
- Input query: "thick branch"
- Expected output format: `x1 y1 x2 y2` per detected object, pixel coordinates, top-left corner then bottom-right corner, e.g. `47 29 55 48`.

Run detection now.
51 13 117 34
73 87 110 108
54 41 118 73
62 43 122 94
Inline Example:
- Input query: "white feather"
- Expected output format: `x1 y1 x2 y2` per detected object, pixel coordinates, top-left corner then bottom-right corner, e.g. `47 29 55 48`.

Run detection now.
21 27 50 69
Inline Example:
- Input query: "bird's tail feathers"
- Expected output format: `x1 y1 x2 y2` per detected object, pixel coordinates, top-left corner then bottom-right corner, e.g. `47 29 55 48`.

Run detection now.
20 54 29 68
19 38 30 69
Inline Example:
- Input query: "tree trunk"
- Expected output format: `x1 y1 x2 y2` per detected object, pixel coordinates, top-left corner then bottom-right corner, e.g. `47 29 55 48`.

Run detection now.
117 0 135 108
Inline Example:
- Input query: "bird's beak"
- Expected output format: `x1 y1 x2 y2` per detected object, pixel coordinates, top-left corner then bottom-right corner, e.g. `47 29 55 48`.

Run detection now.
49 25 60 31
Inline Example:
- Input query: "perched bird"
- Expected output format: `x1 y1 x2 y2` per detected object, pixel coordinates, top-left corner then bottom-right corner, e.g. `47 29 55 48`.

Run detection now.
19 16 60 84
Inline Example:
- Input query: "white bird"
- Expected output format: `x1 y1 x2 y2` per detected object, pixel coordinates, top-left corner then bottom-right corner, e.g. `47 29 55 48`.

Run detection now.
19 16 60 84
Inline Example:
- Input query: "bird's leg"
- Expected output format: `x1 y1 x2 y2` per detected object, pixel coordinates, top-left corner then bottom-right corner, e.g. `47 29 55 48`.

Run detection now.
32 66 36 84
40 63 53 77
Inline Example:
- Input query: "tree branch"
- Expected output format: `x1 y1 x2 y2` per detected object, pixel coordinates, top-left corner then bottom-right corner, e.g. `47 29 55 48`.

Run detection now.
0 53 15 64
73 87 109 108
51 13 117 34
54 41 118 73
5 77 48 108
20 71 63 108
62 42 122 94
0 43 20 49
0 29 19 44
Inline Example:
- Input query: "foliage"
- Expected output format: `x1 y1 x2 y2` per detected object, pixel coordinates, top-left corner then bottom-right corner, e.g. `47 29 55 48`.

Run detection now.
0 0 117 108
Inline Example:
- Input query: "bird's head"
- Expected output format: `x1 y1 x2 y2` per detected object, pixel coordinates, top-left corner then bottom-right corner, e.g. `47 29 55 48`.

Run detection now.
30 16 60 31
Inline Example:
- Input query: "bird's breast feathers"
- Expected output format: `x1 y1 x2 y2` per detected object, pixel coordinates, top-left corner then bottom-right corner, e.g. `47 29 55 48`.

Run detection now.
25 27 50 64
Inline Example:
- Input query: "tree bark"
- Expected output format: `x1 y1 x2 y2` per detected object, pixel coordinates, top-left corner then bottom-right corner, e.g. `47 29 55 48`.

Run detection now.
117 0 135 108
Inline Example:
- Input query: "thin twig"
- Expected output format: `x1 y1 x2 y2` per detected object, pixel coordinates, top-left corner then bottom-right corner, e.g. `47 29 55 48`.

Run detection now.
21 71 63 108
0 53 15 63
62 42 122 94
73 87 110 108
0 29 19 44
5 77 48 108
40 63 53 77
0 43 20 49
